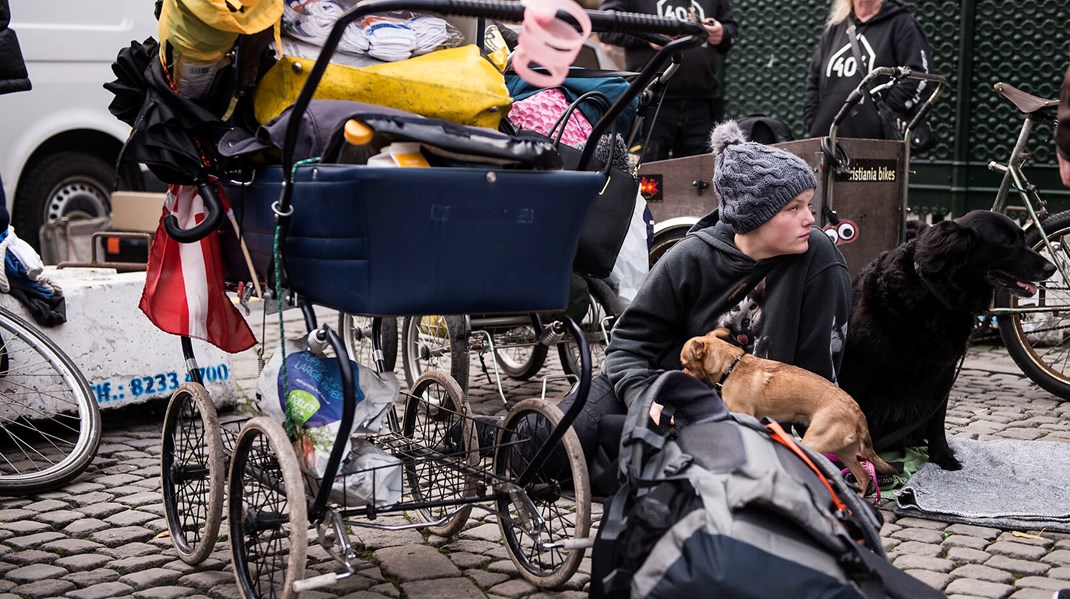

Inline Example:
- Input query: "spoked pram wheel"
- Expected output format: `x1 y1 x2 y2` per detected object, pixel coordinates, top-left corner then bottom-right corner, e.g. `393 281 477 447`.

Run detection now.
161 382 225 565
493 398 591 588
228 417 307 599
401 370 479 537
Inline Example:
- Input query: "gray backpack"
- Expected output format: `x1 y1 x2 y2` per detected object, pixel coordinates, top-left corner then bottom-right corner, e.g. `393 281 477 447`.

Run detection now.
590 371 944 599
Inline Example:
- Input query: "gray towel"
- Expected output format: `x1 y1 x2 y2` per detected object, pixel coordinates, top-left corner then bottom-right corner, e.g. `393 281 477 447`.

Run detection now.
895 436 1070 532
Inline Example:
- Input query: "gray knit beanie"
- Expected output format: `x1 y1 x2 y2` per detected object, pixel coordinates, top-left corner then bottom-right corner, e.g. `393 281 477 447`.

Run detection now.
709 121 817 234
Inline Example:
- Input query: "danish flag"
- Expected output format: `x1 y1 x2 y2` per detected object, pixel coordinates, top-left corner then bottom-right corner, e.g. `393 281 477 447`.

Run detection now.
140 184 256 353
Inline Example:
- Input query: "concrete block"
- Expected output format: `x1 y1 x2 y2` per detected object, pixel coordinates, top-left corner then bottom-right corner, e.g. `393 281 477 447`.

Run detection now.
0 267 237 411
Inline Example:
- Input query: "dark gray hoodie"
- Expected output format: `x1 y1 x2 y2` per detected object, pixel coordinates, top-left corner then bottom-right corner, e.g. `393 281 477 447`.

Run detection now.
603 214 851 409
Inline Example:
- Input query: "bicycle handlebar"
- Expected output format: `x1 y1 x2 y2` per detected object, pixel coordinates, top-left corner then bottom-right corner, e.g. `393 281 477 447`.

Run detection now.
830 66 946 129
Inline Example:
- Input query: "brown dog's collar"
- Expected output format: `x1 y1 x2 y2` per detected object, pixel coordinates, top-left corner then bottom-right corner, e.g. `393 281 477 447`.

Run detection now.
715 350 746 391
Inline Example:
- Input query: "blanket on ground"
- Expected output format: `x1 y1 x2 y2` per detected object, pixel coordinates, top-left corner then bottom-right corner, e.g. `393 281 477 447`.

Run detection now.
895 436 1070 532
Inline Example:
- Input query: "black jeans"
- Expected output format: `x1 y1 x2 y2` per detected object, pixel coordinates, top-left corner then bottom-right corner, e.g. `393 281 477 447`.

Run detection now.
520 372 628 496
642 97 721 162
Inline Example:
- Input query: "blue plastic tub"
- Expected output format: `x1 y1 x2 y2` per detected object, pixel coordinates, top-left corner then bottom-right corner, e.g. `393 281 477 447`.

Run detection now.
224 165 602 315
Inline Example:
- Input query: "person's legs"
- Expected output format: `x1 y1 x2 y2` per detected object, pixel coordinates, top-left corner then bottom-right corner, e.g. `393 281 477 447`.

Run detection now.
672 98 716 158
641 98 684 162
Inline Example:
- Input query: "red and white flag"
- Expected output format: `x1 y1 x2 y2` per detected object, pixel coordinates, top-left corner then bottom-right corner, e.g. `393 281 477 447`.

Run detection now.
140 183 256 353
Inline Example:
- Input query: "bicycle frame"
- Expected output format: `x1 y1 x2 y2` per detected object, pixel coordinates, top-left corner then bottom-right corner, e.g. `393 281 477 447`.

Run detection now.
986 112 1070 316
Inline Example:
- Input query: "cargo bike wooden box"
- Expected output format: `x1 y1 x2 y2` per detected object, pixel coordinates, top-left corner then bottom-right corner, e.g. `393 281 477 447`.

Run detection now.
154 2 707 598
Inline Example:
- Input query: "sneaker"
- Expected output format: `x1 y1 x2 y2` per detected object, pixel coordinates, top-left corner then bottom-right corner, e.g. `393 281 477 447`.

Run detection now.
1053 590 1070 599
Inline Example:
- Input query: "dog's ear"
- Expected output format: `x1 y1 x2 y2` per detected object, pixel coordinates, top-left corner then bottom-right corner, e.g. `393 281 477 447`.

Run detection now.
680 337 706 366
710 327 731 340
914 220 975 276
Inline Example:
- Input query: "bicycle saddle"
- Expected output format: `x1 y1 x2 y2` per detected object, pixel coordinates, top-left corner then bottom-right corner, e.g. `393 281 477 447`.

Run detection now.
994 82 1058 114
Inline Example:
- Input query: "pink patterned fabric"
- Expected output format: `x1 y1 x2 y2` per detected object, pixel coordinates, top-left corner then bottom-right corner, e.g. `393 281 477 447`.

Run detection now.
508 88 593 147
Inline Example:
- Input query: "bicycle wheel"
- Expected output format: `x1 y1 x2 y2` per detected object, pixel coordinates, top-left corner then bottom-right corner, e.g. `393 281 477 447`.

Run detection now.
229 417 307 599
0 307 99 494
997 210 1070 399
161 382 225 564
401 315 469 391
491 322 548 380
559 282 622 379
338 314 398 372
494 398 590 588
401 370 477 536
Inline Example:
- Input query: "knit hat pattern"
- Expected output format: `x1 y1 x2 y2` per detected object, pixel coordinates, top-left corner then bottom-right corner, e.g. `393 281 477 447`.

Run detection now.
709 121 817 234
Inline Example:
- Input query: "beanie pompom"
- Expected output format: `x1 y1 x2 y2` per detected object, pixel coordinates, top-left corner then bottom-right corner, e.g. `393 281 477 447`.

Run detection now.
708 121 747 156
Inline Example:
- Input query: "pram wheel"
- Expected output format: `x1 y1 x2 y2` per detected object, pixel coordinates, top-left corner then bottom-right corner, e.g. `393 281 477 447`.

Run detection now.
402 370 477 536
161 383 224 565
339 314 398 372
228 417 307 599
492 323 548 380
401 315 469 391
494 398 590 588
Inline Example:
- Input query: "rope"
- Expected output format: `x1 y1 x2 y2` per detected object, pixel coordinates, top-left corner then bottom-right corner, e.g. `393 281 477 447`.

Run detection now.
275 157 320 438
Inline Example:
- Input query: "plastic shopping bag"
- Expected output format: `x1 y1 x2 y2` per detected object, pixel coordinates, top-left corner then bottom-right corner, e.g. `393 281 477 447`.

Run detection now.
608 190 650 303
257 337 400 504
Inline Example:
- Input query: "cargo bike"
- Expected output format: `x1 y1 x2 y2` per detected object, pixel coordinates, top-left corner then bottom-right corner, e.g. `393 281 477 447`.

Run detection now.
155 2 706 597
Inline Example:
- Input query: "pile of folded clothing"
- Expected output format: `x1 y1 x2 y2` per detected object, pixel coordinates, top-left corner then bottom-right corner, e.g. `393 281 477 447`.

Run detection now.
282 0 464 61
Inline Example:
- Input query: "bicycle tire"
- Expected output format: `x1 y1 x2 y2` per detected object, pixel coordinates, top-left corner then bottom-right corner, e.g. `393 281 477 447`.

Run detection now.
229 417 307 599
0 306 100 494
401 315 470 391
161 382 225 564
492 322 548 380
338 314 398 372
401 370 477 536
997 209 1070 400
494 398 591 588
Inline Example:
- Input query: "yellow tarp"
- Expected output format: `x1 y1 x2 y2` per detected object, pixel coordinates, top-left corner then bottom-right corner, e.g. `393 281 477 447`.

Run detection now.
253 45 512 129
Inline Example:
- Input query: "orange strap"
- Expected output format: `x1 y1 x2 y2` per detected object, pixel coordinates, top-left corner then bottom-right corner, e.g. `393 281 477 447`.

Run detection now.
764 421 849 513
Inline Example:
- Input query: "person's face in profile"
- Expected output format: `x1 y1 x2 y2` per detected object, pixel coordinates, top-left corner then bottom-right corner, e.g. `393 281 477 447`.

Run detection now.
745 189 816 259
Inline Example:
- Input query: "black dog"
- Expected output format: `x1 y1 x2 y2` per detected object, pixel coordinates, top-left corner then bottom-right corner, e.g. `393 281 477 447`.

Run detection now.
839 210 1056 470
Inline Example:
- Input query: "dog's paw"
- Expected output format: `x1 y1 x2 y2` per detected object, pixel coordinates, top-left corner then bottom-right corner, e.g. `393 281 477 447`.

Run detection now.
931 454 962 471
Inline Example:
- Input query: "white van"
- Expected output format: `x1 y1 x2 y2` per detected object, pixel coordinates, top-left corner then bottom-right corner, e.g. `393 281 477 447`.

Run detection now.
0 0 159 248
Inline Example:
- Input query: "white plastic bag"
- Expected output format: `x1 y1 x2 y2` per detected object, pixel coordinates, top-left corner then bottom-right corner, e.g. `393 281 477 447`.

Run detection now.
329 439 403 507
609 190 650 302
256 337 400 498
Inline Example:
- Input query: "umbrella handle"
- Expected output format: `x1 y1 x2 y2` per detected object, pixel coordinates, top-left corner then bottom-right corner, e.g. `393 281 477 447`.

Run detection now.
165 181 224 243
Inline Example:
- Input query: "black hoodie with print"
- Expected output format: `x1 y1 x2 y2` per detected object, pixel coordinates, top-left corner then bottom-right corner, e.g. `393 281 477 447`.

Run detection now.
602 213 851 410
803 0 933 139
597 0 739 100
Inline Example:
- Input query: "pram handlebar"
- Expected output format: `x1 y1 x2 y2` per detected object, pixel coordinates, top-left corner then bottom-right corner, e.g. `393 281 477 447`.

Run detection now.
277 0 707 206
164 180 225 243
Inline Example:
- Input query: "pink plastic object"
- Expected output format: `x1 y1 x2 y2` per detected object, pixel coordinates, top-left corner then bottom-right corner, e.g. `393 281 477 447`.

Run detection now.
512 0 592 87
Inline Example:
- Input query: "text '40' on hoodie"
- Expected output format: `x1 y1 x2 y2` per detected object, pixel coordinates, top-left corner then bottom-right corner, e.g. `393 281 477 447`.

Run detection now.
803 0 933 139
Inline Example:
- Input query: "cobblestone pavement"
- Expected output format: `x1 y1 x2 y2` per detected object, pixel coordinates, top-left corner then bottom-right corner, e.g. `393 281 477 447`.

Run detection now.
1 308 1069 599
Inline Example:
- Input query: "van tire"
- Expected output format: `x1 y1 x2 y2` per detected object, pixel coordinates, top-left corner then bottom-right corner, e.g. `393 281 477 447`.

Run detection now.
13 152 114 251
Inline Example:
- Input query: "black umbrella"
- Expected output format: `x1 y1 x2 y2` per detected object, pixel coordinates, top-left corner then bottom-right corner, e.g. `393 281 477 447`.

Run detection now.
104 38 225 241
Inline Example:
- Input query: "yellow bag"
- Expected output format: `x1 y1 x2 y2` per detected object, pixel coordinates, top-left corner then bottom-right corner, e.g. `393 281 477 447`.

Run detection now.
158 0 282 94
253 45 512 129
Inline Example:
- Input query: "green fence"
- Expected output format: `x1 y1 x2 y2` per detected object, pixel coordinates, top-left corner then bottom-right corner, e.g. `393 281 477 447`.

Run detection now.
724 0 1070 219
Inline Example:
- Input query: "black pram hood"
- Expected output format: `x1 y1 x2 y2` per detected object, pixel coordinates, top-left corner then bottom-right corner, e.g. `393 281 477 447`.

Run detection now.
104 37 229 185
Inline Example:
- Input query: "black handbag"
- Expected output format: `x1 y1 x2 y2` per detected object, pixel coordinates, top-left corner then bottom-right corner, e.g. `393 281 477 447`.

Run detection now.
545 91 639 279
846 22 935 153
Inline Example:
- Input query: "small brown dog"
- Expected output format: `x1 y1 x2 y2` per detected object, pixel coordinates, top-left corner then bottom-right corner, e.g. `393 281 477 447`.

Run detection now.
680 328 895 493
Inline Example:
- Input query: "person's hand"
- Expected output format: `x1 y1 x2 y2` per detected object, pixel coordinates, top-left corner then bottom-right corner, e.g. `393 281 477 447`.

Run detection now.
1059 152 1070 188
702 18 724 46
